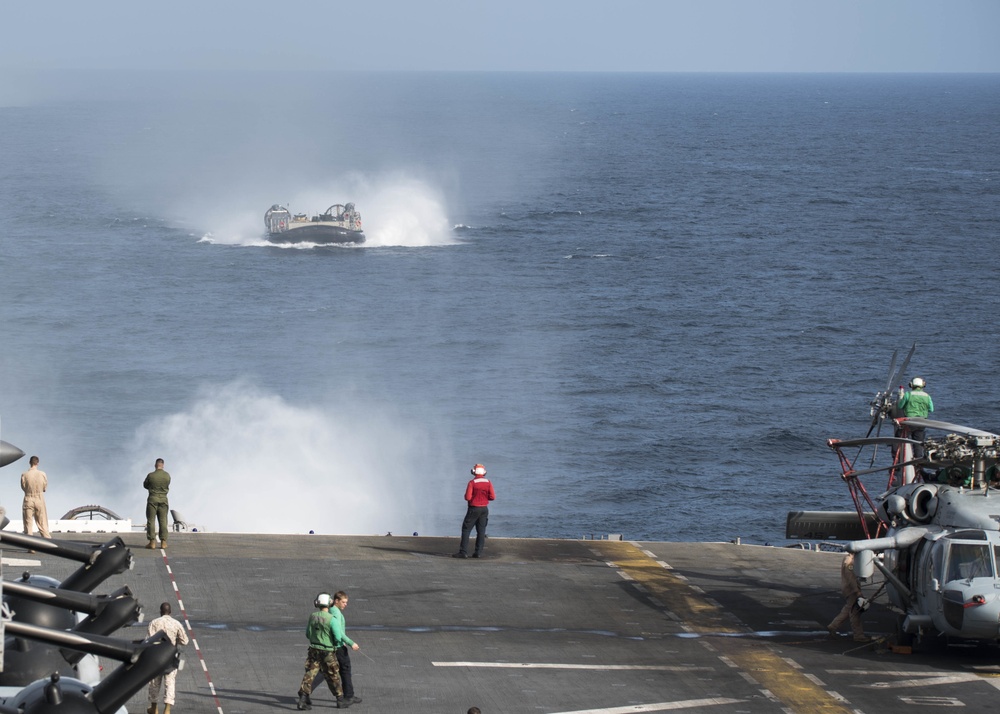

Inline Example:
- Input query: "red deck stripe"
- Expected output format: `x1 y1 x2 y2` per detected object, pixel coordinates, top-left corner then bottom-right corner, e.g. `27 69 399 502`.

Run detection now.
161 548 225 714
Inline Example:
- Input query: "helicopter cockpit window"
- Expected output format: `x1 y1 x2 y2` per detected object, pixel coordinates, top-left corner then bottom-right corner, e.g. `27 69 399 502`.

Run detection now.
944 530 988 540
946 542 994 582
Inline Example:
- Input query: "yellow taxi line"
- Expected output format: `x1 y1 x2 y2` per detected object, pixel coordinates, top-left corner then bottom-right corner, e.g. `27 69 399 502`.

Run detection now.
594 541 856 714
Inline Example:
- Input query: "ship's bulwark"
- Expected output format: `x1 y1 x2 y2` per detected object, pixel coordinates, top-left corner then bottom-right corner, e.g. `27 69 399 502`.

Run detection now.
9 533 999 713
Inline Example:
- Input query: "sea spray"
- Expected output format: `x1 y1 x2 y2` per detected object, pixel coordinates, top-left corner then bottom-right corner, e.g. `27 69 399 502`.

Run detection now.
121 380 451 534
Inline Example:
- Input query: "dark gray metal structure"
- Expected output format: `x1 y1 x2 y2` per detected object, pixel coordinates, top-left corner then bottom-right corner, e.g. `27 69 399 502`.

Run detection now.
264 203 365 244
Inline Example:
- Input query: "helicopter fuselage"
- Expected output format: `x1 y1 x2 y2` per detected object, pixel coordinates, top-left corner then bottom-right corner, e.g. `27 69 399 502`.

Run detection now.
850 483 1000 641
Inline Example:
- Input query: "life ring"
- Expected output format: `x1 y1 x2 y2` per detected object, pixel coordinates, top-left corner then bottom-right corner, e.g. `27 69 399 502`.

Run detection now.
60 504 125 521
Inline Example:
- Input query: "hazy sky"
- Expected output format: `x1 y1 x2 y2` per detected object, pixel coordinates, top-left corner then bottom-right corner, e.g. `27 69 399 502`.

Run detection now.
3 0 998 73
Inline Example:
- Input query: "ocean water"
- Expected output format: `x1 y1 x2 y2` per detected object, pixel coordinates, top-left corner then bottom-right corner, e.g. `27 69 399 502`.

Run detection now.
1 71 999 543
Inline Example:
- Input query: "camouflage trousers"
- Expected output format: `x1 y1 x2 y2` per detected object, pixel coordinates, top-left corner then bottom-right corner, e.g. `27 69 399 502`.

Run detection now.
148 669 178 706
299 647 343 699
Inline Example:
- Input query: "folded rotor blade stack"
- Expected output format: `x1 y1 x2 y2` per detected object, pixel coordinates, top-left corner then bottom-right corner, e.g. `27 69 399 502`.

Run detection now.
865 343 916 465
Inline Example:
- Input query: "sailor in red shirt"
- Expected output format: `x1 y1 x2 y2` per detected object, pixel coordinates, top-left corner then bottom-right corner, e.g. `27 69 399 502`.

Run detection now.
453 464 496 559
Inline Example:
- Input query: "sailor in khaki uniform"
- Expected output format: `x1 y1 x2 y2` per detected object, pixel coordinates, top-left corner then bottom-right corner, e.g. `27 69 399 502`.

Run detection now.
827 552 869 642
21 455 51 539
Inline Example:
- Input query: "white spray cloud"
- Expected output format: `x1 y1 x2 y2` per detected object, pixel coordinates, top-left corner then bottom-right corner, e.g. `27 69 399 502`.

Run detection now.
123 380 451 535
198 173 456 248
359 175 454 247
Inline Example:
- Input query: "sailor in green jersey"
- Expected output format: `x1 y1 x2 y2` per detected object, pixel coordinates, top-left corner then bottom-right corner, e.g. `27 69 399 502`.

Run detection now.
898 376 934 458
898 376 934 418
297 593 350 710
331 591 362 705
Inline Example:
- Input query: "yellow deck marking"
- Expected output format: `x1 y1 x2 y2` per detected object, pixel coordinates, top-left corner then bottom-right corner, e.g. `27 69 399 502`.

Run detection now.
594 541 855 714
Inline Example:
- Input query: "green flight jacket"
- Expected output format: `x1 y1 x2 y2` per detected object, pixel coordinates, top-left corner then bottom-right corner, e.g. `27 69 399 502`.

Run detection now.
143 469 171 503
898 389 934 418
305 609 337 651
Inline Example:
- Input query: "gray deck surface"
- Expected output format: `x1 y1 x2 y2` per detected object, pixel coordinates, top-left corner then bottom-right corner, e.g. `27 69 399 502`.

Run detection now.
7 533 1000 713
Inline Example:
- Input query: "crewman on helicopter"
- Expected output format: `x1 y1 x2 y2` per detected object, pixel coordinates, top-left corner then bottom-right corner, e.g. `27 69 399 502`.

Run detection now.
898 377 933 417
898 377 933 458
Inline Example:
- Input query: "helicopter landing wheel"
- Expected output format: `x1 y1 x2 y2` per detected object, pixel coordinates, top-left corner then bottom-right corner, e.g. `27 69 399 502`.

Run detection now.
894 615 915 648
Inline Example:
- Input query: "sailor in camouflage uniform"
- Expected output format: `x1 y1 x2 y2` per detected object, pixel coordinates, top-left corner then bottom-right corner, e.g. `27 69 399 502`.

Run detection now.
146 602 189 714
297 593 350 710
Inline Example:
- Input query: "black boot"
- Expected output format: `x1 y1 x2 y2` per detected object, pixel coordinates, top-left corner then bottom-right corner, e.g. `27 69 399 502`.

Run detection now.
296 692 312 710
337 696 351 709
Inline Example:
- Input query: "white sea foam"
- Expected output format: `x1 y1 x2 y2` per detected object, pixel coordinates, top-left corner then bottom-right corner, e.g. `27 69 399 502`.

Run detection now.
119 380 452 535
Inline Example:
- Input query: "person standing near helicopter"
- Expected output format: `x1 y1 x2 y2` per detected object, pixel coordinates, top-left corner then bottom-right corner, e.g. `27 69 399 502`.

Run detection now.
827 552 869 642
898 377 933 457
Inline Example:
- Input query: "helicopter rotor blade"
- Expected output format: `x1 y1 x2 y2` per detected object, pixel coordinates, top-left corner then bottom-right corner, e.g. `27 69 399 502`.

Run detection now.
865 389 889 438
857 344 917 468
865 345 914 438
830 436 922 449
899 416 1000 438
868 349 897 435
889 342 917 392
864 415 879 439
883 348 899 394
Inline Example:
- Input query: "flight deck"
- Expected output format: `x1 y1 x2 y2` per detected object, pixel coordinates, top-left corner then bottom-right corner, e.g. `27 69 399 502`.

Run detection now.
7 534 1000 713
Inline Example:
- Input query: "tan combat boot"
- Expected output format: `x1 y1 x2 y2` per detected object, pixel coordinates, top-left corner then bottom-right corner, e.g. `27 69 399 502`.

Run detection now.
161 540 168 550
146 541 156 549
164 705 172 714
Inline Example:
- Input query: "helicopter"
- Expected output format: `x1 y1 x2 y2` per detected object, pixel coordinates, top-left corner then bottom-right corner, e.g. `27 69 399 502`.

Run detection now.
787 347 1000 647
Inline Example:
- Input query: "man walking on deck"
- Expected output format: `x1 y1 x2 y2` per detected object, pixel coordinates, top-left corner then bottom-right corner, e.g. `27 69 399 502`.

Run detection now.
332 591 362 705
146 602 189 714
297 593 351 709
